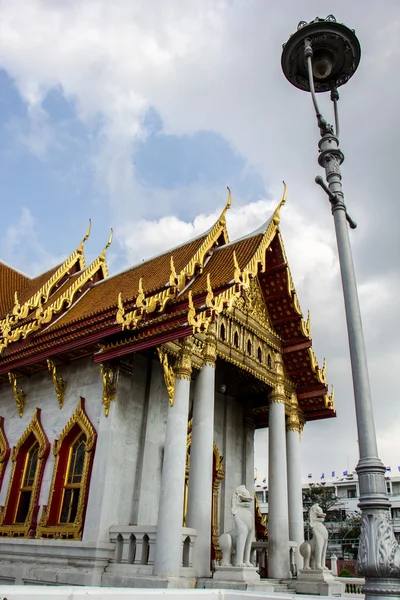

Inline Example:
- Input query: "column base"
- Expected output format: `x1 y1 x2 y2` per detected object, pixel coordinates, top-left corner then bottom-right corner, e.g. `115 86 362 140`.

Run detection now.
363 577 400 600
199 566 274 592
293 569 345 596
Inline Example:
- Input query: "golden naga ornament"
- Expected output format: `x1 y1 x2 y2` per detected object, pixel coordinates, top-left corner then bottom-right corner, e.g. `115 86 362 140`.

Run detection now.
100 363 119 417
8 372 26 418
47 359 67 409
157 348 176 407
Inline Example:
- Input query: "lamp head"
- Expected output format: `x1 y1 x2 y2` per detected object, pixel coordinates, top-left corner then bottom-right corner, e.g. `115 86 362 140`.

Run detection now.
281 15 361 93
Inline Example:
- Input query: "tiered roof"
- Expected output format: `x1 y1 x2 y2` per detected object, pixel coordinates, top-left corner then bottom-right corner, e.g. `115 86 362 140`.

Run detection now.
0 189 334 423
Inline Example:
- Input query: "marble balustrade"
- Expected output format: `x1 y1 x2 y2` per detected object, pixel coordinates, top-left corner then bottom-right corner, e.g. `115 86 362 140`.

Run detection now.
109 525 197 575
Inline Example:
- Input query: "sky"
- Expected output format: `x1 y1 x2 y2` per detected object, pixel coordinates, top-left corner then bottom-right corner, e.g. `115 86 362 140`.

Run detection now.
0 0 399 483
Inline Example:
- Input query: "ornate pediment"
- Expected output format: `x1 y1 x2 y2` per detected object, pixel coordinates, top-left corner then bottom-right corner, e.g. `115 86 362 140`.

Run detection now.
232 277 274 336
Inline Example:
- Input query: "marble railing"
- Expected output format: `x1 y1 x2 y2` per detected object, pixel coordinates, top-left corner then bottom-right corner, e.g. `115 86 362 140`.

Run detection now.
336 577 365 595
108 525 197 574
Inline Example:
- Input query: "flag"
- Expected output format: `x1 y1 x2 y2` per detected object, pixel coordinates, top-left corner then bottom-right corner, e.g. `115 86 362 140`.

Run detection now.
331 471 335 478
321 473 325 479
398 466 400 472
386 466 391 472
343 470 348 476
262 477 266 483
308 473 312 478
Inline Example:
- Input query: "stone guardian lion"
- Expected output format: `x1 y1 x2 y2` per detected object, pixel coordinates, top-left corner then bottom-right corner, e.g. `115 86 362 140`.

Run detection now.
219 485 254 567
300 503 329 570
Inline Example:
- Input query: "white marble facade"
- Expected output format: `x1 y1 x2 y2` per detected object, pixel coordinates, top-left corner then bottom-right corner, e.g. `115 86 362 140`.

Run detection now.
0 351 254 587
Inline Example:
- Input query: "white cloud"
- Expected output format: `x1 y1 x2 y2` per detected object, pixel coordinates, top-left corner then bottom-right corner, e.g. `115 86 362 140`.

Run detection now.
1 208 64 276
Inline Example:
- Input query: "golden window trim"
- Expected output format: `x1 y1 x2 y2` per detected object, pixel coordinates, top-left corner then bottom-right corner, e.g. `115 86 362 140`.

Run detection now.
184 424 225 563
37 397 96 540
0 417 10 486
0 408 49 538
57 431 85 525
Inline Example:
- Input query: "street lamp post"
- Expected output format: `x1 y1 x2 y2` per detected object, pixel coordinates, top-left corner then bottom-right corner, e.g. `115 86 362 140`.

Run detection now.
281 16 400 600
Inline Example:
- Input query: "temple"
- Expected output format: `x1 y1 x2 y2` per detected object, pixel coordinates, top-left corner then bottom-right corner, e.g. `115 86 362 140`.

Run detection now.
0 187 335 588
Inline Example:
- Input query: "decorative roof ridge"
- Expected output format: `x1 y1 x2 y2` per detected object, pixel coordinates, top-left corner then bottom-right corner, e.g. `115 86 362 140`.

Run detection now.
173 188 231 290
0 228 111 354
85 190 232 291
0 261 31 280
212 183 287 252
230 182 286 288
85 228 210 291
0 221 91 328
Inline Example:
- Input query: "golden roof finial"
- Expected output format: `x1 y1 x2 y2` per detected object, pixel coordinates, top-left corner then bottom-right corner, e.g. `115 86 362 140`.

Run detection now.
233 249 241 284
77 220 92 256
272 181 287 225
219 186 232 227
169 256 178 287
136 277 145 308
205 273 214 308
98 229 113 277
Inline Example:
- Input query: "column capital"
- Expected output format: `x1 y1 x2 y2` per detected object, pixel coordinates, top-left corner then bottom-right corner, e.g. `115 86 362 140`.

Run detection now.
175 337 193 380
286 393 304 434
269 385 285 404
203 322 217 368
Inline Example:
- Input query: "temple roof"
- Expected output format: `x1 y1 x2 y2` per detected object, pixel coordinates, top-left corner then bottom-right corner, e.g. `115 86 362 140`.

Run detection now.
0 189 335 423
0 262 30 318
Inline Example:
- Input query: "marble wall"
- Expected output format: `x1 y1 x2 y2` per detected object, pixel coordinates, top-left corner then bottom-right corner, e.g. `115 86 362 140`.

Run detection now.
0 351 252 584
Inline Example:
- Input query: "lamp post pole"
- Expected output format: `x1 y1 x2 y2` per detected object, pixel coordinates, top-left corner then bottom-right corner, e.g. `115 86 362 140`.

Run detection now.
282 16 400 600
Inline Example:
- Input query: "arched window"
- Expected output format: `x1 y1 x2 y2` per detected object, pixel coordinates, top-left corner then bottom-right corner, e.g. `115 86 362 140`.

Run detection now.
234 331 239 348
59 432 86 524
247 340 252 355
37 397 96 540
267 353 272 369
0 408 49 537
0 417 10 491
257 347 263 363
220 323 226 341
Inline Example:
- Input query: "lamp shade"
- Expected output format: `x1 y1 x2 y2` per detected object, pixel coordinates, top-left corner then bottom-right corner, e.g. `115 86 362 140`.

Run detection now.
281 16 361 93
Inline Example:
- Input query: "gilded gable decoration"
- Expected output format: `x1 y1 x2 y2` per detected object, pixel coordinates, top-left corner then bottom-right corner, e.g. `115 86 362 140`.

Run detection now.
174 188 231 291
0 226 111 354
47 359 67 409
8 372 26 418
37 397 97 540
187 291 213 334
0 417 10 490
100 364 119 417
0 221 91 330
0 408 50 538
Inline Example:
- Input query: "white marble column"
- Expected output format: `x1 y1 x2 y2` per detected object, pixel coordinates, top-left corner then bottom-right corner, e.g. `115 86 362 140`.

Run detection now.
286 393 304 571
243 413 255 518
267 353 290 579
186 324 216 578
153 338 193 579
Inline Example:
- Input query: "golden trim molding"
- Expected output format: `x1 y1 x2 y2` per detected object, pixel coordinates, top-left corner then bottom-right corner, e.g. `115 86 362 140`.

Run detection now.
0 408 49 538
212 441 225 562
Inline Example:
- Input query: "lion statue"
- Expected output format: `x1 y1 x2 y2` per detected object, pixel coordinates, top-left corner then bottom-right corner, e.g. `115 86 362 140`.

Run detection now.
219 485 254 567
300 504 329 570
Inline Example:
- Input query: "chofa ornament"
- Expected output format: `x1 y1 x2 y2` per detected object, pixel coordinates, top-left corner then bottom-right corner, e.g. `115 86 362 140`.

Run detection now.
300 504 329 570
219 485 254 567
